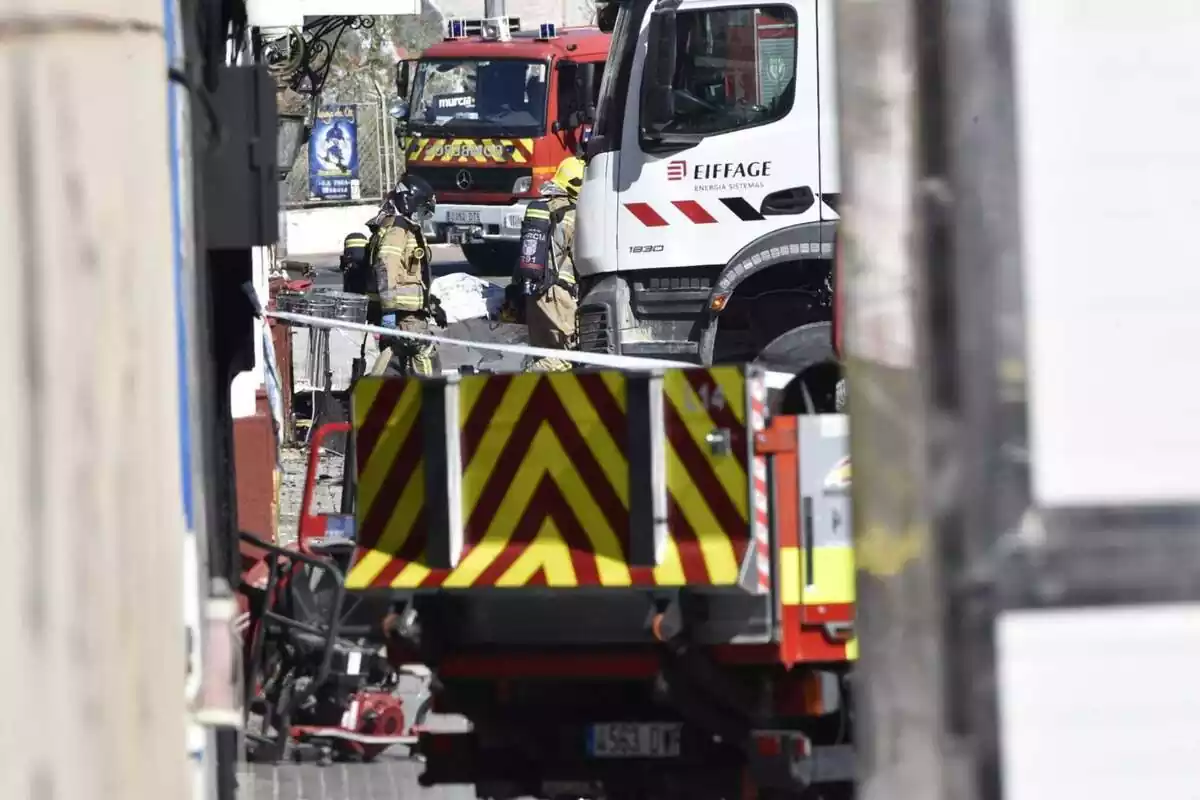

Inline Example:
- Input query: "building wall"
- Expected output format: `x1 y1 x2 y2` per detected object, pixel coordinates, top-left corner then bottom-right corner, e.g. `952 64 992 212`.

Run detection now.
0 0 191 798
230 245 272 420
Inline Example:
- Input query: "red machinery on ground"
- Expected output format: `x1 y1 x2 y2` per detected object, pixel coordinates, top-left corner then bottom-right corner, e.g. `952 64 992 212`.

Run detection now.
238 422 430 765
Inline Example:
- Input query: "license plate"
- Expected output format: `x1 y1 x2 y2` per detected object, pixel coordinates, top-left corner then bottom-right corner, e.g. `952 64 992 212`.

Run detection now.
588 723 682 758
322 515 355 540
448 210 481 224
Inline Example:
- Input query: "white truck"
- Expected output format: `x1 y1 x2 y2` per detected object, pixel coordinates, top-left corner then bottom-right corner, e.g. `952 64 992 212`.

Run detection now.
575 0 841 409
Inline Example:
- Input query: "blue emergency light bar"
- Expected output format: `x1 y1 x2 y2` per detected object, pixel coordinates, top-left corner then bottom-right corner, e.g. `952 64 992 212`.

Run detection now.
539 22 557 38
445 16 523 40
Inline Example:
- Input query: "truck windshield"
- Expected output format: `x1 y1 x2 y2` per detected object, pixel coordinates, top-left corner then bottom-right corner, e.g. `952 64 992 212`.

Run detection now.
592 0 641 145
408 58 549 137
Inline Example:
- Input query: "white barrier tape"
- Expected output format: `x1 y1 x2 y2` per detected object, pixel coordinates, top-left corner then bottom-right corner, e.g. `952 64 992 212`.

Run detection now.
266 310 796 389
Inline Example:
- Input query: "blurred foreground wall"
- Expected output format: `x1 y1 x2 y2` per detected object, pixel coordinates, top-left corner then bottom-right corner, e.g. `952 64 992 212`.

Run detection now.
0 1 189 798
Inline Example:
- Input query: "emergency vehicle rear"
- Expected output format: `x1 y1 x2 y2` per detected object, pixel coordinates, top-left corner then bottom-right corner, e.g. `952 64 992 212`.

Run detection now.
345 366 856 799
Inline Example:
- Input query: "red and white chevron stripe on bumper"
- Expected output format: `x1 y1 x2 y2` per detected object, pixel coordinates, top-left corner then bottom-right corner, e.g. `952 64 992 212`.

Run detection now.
624 197 766 226
749 372 771 593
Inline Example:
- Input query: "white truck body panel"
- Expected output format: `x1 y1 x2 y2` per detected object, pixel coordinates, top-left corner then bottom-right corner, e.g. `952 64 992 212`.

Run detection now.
816 0 840 198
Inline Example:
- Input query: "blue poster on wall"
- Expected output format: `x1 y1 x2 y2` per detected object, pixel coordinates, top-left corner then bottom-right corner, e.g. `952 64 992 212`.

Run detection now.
309 105 360 201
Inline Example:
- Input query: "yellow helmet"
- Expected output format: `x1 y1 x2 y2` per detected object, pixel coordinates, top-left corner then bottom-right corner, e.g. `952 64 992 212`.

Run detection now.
551 156 585 199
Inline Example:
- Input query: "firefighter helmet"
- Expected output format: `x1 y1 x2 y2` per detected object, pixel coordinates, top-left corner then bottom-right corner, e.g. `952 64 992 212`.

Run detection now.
375 173 437 224
393 173 437 220
550 156 585 199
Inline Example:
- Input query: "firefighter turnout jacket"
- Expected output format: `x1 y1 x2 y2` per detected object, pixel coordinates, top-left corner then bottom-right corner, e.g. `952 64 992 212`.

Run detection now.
371 216 430 315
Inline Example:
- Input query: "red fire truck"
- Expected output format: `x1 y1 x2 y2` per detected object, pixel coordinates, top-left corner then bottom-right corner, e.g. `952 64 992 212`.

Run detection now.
394 17 610 272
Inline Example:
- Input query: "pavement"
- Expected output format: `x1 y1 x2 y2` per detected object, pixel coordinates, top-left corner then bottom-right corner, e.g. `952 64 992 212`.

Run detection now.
240 756 475 800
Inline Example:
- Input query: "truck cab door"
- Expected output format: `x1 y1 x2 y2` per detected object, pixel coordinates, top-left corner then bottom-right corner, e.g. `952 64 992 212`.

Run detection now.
614 0 821 272
393 59 420 146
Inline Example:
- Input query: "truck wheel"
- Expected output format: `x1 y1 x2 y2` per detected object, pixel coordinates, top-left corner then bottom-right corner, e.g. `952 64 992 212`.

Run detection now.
461 241 518 276
753 321 842 415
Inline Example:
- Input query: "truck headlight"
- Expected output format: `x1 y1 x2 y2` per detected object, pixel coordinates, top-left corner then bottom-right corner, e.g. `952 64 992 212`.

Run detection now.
512 176 532 194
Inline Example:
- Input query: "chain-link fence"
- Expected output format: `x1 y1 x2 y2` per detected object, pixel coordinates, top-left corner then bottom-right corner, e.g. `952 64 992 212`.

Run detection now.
283 97 403 207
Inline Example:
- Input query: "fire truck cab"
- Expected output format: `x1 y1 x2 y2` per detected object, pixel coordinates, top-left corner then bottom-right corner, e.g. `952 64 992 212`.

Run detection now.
394 18 611 272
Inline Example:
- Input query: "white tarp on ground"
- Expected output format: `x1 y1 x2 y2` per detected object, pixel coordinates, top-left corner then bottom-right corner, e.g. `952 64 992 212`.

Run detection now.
431 272 507 323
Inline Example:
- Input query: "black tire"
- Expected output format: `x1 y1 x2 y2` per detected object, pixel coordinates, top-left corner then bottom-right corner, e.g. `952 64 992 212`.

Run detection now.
461 241 519 276
753 321 842 415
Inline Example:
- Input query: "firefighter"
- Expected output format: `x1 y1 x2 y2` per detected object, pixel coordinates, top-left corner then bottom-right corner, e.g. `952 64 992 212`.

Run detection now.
515 156 584 371
339 230 377 377
367 174 446 377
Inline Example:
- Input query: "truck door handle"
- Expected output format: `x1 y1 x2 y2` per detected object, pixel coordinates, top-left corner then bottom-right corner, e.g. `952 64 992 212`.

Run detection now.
801 495 815 587
761 186 815 216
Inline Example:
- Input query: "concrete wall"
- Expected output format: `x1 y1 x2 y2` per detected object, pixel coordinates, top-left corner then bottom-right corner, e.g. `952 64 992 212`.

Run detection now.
0 0 190 798
284 202 380 258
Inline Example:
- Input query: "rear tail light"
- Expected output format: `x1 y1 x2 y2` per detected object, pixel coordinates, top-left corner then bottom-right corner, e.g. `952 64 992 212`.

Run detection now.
755 734 783 758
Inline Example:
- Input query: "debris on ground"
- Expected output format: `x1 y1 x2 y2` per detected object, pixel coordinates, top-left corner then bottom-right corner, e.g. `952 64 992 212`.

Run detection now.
277 442 346 546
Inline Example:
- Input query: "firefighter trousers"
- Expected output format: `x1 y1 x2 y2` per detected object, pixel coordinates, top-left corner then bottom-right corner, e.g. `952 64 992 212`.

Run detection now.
369 313 437 377
525 283 577 372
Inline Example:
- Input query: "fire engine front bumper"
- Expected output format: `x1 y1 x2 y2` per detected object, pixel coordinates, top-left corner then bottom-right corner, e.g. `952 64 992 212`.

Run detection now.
426 202 528 244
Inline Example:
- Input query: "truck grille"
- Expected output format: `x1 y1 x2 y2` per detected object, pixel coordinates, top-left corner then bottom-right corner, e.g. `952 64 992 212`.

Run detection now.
406 165 531 195
631 269 713 318
576 306 614 354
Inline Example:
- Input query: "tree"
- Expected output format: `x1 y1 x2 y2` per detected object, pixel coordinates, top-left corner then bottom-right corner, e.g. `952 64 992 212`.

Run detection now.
321 6 445 104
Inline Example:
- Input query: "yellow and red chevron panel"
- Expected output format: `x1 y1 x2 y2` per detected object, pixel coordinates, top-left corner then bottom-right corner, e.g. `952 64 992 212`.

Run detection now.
402 135 534 165
660 366 767 593
345 368 761 591
762 415 857 665
347 378 427 593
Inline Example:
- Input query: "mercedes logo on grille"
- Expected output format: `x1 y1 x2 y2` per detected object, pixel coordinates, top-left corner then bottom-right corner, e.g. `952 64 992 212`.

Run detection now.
455 169 473 190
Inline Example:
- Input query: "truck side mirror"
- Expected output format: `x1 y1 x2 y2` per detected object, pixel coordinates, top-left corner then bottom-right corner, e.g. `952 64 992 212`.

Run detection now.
555 61 579 131
395 61 411 101
596 1 618 33
576 63 597 124
640 8 676 134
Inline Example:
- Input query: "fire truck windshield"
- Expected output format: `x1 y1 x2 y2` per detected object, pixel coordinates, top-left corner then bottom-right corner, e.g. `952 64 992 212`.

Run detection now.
409 58 549 137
